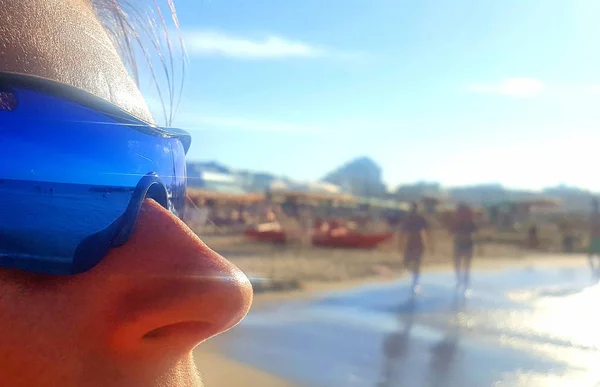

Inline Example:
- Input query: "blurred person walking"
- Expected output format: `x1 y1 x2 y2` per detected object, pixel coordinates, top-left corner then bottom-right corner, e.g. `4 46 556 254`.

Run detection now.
527 224 540 249
451 203 477 290
399 202 434 293
588 199 600 279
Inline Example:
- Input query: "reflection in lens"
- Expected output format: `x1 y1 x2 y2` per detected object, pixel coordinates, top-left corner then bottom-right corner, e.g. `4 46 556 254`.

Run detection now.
0 87 186 274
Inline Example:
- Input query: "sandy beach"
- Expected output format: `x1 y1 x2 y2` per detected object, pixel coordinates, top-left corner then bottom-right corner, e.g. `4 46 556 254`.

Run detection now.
195 349 296 387
194 251 589 387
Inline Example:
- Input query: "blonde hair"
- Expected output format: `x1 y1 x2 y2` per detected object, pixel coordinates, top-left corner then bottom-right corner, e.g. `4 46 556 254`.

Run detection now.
91 0 185 126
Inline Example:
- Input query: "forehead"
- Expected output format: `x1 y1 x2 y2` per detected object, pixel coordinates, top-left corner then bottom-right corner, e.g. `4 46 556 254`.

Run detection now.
0 0 153 123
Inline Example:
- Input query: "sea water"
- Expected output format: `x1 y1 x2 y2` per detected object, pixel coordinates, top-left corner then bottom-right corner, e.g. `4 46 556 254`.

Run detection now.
225 267 600 387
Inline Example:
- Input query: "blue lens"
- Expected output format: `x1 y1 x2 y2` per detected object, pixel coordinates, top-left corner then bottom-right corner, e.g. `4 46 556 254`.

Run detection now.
0 87 188 274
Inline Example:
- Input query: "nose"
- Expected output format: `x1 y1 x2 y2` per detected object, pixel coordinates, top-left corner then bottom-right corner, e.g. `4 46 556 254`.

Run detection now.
97 199 253 354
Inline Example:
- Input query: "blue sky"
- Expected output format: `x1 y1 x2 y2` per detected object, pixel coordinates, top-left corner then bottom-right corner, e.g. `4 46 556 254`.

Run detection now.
142 0 600 191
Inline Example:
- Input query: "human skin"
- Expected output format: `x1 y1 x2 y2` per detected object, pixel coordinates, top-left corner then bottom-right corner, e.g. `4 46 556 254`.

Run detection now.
0 1 253 386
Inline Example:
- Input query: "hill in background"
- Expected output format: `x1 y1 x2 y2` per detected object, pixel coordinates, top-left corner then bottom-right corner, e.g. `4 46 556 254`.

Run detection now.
322 156 387 198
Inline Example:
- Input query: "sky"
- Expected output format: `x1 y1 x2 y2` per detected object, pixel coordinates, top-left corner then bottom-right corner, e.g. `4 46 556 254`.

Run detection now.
140 0 600 191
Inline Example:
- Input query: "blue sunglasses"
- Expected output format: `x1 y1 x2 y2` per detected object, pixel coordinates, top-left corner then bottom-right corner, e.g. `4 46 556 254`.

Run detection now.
0 72 191 275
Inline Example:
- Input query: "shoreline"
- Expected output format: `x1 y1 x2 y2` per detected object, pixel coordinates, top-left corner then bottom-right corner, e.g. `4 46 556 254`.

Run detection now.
251 253 588 308
195 253 589 387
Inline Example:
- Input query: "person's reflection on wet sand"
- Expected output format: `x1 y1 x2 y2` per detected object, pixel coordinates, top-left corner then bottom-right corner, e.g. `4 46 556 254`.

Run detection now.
377 296 417 387
427 294 465 387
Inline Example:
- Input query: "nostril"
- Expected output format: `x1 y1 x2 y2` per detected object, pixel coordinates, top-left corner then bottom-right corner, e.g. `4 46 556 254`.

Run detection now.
143 321 213 340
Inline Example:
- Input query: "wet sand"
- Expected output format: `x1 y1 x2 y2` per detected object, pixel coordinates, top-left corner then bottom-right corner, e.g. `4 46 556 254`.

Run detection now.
195 254 591 387
198 230 531 287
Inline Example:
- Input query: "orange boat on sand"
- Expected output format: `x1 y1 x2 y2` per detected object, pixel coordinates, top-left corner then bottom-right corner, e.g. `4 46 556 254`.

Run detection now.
244 223 286 243
312 232 392 249
246 220 393 248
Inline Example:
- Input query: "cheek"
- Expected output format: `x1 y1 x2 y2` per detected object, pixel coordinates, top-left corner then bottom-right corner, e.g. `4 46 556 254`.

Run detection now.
0 269 127 385
0 269 92 353
0 273 70 381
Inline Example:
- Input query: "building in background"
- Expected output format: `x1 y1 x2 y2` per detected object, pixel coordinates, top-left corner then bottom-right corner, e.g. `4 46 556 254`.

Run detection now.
186 161 246 194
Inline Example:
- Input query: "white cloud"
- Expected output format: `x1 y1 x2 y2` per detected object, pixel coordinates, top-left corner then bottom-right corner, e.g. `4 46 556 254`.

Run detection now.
183 30 325 59
466 78 545 98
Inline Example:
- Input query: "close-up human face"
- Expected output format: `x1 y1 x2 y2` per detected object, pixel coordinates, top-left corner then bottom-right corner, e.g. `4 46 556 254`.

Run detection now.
0 0 252 386
6 1 600 386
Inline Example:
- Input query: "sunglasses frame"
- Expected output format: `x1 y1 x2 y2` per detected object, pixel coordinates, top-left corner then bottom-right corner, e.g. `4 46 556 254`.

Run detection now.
0 71 191 274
